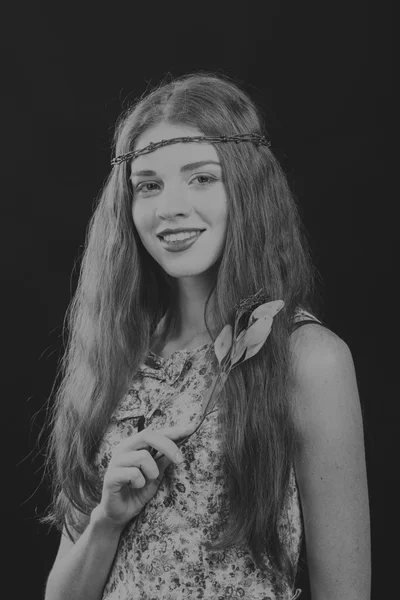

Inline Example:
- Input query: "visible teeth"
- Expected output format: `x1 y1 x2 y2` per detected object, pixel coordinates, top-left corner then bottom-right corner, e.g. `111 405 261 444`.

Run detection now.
163 231 200 242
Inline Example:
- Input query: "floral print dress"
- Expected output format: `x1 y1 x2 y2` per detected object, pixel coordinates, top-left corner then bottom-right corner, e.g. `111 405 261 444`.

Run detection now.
94 309 322 600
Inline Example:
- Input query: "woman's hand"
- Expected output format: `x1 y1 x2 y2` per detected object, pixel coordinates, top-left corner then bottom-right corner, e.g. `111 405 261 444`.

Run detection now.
95 424 194 530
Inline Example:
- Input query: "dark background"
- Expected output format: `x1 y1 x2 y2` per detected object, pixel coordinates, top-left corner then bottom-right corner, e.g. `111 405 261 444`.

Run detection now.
2 1 393 598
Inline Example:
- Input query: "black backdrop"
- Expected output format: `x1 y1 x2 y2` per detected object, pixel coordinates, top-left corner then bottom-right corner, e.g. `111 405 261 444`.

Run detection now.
2 1 394 598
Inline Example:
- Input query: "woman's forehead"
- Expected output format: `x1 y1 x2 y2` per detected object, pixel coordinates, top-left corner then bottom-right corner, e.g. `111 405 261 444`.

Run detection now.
130 138 220 174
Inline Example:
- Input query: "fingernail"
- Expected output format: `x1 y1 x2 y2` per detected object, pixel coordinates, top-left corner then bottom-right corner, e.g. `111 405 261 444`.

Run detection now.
175 451 185 463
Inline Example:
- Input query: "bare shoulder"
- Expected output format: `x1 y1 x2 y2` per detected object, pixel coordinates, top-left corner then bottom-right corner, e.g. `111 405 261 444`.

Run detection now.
289 323 360 440
290 321 349 372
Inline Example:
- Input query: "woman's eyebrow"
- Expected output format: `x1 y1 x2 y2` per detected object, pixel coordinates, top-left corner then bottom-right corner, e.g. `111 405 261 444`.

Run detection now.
131 160 221 177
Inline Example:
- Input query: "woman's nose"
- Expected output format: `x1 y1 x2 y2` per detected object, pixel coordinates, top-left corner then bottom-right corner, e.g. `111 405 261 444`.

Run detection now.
155 184 190 218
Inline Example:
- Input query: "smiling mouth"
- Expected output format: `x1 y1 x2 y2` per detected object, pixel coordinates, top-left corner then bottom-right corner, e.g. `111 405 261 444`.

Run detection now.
157 230 205 249
157 230 206 242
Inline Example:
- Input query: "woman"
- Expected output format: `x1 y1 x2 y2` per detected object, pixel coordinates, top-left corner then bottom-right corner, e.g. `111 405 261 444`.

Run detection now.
43 72 370 599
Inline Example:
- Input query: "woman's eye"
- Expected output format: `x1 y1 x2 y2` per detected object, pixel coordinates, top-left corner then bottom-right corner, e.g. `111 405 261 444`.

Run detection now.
135 182 160 194
191 175 217 185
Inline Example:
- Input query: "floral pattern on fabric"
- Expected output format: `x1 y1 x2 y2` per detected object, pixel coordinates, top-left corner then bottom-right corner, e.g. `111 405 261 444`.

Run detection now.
94 309 322 599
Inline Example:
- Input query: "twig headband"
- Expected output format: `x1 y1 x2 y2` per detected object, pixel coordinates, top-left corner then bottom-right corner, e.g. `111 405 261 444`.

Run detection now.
111 133 271 166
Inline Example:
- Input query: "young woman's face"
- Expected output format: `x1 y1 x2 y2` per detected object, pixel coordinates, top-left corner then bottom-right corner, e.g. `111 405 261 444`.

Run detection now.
130 122 228 281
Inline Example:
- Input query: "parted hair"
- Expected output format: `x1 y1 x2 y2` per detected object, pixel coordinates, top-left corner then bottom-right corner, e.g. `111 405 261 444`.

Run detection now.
41 71 322 593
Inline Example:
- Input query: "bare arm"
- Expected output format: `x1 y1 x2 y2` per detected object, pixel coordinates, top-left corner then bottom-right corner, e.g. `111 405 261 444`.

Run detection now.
291 325 371 599
45 507 124 600
44 424 191 600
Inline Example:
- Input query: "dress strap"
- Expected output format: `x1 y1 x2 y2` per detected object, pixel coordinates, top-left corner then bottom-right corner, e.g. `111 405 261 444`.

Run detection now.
291 307 334 333
292 318 323 332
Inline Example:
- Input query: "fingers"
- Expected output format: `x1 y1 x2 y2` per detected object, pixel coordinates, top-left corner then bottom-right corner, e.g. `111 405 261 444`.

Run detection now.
155 454 173 477
115 426 191 466
105 453 173 491
104 466 146 490
112 449 160 480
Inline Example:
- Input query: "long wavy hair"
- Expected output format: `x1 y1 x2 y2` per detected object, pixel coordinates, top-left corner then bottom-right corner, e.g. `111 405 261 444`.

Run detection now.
41 71 323 592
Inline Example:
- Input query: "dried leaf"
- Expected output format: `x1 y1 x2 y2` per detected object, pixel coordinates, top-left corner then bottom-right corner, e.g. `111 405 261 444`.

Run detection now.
230 300 285 367
249 299 285 325
229 328 248 367
214 324 233 366
243 314 273 347
244 337 269 361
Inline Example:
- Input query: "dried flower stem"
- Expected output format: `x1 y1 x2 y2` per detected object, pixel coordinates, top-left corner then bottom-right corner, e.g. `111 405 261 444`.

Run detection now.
150 370 227 460
150 290 284 462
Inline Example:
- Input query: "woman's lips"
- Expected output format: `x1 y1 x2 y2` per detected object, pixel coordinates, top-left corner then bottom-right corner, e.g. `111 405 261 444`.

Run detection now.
158 230 204 252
